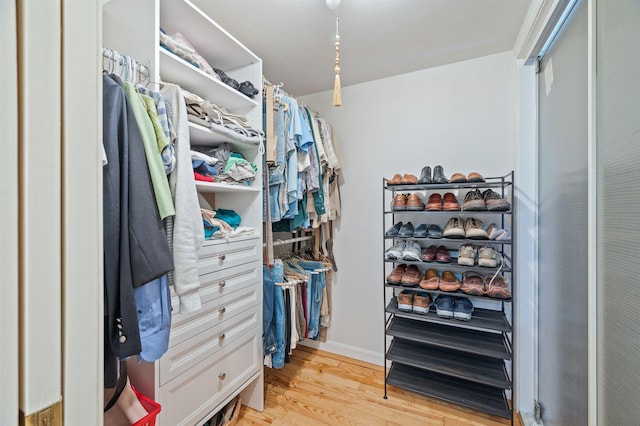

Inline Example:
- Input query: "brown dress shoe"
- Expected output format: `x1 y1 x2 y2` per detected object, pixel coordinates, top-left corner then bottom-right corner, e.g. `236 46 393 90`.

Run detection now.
467 172 485 182
401 265 422 286
405 193 425 211
425 193 443 211
388 174 402 185
392 194 407 211
439 270 461 292
449 172 467 183
419 268 440 290
484 274 511 299
400 174 418 184
460 271 485 296
442 192 461 211
386 264 407 285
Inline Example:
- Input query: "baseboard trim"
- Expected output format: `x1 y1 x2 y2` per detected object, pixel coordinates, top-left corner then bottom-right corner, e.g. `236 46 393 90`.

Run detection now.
297 340 384 366
522 412 544 426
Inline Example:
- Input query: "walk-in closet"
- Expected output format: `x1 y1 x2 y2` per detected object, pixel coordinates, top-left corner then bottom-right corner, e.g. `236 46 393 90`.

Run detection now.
4 1 640 425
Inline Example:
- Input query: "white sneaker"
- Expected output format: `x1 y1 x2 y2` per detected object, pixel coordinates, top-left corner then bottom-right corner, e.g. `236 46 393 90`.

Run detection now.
402 241 422 261
457 244 477 266
385 241 406 260
478 245 501 267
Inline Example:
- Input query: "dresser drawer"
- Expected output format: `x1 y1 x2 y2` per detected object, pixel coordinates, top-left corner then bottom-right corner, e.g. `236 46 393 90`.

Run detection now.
169 259 261 345
160 305 259 385
158 330 261 426
169 273 259 349
198 237 261 275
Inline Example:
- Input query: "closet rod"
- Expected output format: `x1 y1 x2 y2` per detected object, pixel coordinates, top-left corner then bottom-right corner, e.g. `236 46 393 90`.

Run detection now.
102 47 150 83
265 235 314 247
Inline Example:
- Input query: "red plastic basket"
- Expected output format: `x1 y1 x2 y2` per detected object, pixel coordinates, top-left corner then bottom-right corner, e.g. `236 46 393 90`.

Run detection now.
131 386 161 426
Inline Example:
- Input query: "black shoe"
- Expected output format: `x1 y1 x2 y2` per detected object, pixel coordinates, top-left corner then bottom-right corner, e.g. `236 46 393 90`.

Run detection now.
385 222 403 237
427 224 443 238
432 165 448 183
398 222 415 238
413 224 428 238
418 166 432 184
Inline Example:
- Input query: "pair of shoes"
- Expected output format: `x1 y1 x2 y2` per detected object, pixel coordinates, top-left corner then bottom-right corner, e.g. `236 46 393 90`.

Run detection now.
391 193 424 211
386 264 422 286
420 245 451 263
397 290 432 314
434 295 474 320
462 189 510 211
426 193 461 211
419 269 461 291
449 172 485 183
457 244 502 267
443 217 489 239
418 165 448 184
388 174 418 185
460 272 511 299
385 241 421 261
485 223 511 241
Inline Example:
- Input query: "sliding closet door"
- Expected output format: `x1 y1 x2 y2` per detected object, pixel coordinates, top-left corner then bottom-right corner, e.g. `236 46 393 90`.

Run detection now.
537 1 588 424
596 2 640 423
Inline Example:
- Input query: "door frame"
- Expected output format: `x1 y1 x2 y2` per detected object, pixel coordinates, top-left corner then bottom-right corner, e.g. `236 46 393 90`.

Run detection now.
0 0 19 423
62 0 103 423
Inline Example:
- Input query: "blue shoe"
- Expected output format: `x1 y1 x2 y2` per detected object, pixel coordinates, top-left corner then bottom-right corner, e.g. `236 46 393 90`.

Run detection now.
385 221 403 237
434 295 454 318
413 223 428 238
453 297 474 321
427 224 443 239
398 221 415 238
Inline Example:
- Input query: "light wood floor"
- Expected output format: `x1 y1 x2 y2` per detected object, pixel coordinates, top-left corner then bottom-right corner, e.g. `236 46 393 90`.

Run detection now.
237 346 521 426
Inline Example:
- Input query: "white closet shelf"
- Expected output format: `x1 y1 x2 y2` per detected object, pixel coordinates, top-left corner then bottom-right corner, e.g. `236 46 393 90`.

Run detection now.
195 181 261 194
160 0 259 71
159 49 259 114
188 122 261 149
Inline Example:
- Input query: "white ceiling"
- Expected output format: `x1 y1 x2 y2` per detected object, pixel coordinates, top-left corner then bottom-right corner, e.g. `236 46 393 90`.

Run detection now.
193 0 533 97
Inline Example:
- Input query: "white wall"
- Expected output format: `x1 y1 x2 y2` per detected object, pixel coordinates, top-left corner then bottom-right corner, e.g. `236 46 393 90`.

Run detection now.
299 51 518 359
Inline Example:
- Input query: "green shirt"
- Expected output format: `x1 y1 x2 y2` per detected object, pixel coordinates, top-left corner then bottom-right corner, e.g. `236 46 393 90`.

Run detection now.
122 81 175 219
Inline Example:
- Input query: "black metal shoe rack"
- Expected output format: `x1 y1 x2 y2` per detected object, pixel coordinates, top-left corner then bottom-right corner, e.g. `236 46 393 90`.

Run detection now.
382 171 515 423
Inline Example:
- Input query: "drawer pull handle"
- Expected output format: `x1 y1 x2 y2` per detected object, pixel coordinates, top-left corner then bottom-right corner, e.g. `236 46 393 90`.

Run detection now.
219 333 226 341
218 280 226 288
218 254 226 264
219 307 226 314
218 373 226 380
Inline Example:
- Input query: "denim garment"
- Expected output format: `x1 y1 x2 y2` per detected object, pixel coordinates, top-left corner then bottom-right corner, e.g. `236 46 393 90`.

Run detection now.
297 261 326 340
275 106 286 167
262 261 283 356
273 285 286 368
269 166 285 222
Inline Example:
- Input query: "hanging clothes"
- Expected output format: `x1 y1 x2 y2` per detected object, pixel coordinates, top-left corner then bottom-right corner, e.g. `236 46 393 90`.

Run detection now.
102 72 174 386
161 83 206 314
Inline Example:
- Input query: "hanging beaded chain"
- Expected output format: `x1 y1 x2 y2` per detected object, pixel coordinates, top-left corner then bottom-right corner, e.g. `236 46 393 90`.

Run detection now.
332 17 342 107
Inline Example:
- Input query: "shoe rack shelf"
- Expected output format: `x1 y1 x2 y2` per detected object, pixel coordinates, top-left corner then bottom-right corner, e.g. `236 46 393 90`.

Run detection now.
384 259 512 274
382 171 515 423
386 298 512 332
385 236 512 245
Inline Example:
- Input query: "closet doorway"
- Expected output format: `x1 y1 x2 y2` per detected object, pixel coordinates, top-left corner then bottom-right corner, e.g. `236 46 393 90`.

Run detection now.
536 0 588 424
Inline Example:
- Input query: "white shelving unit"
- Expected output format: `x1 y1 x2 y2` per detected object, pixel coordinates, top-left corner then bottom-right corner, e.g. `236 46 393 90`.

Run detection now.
103 1 264 424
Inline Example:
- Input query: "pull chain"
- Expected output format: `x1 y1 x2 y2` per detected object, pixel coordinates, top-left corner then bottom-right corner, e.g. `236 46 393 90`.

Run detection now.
332 16 342 107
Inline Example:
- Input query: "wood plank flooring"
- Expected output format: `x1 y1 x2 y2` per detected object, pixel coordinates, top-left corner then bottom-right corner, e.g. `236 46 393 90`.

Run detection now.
237 346 521 426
